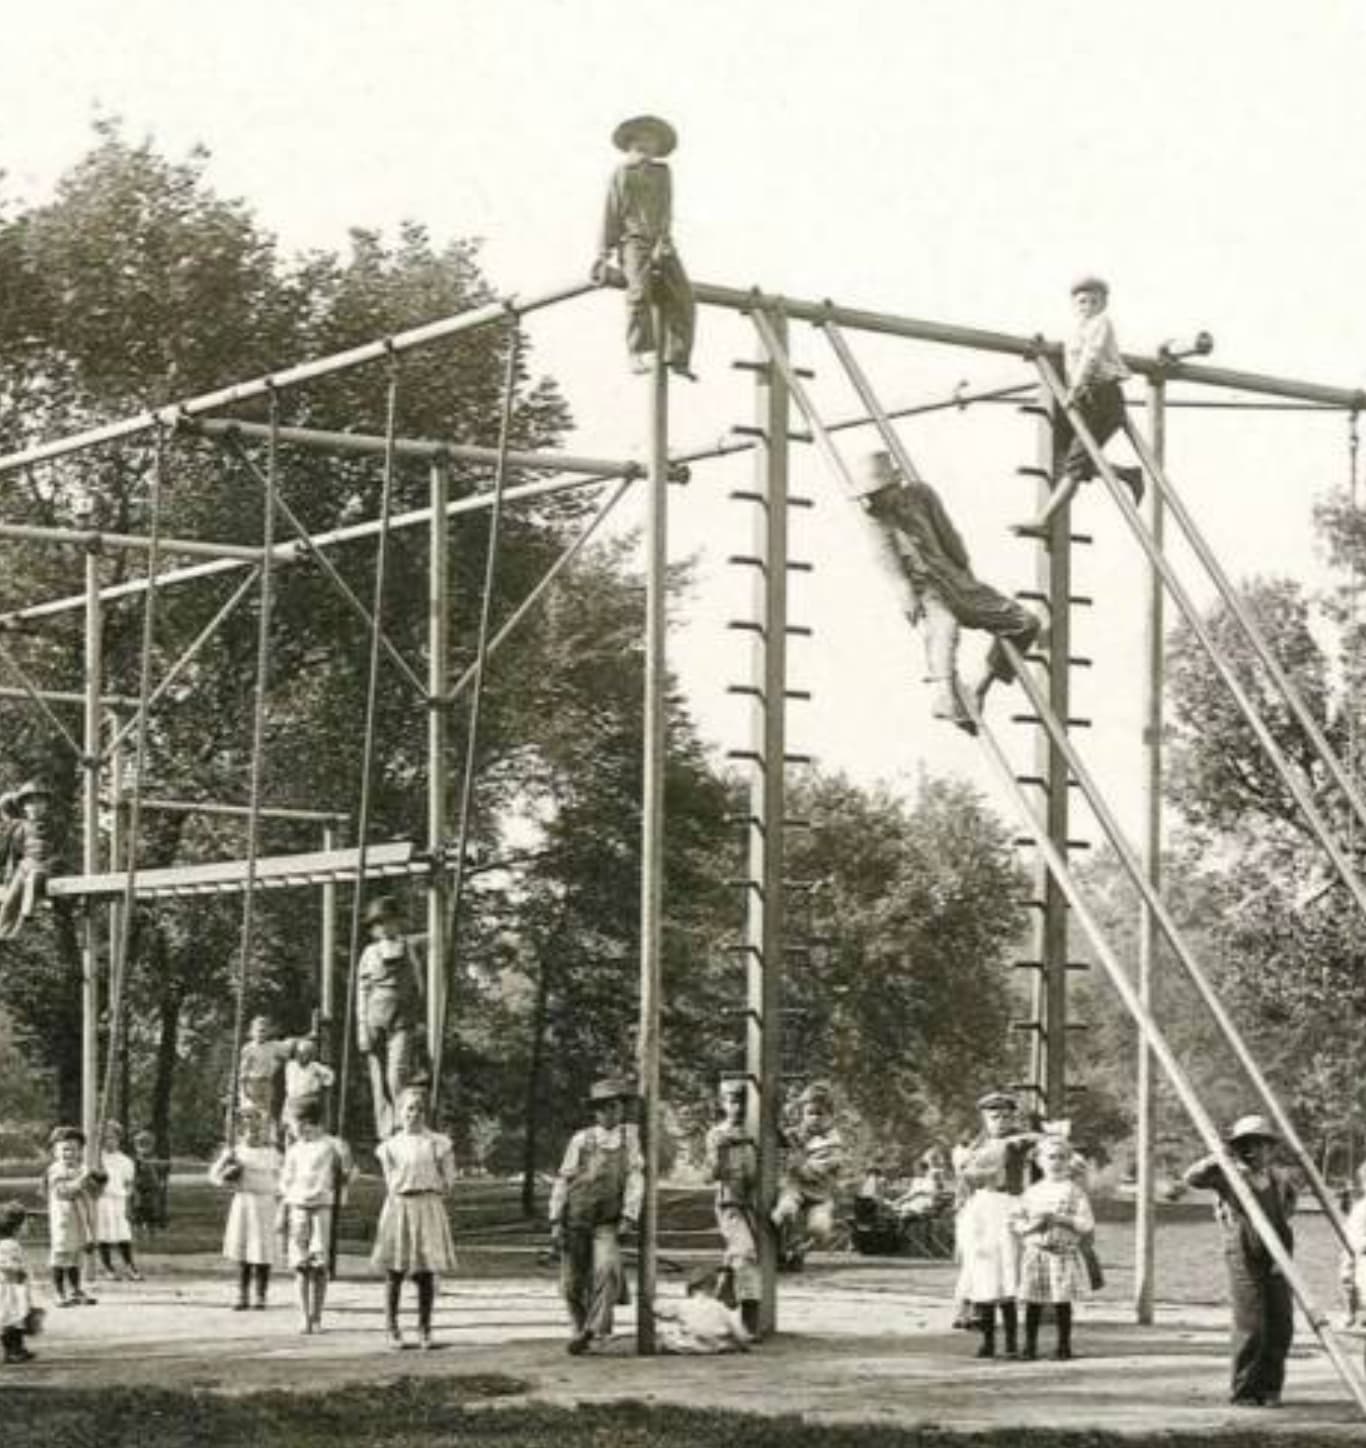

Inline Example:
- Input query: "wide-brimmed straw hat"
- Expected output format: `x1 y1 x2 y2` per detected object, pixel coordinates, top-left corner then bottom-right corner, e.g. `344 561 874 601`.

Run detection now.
364 894 402 926
612 114 677 157
1228 1113 1279 1146
588 1077 634 1105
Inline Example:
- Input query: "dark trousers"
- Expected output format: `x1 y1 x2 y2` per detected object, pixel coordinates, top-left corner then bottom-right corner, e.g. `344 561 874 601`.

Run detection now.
1058 380 1126 481
622 237 695 368
1226 1249 1294 1402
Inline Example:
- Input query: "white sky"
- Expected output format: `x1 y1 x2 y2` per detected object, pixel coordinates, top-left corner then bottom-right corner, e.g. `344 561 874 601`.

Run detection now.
5 0 1366 843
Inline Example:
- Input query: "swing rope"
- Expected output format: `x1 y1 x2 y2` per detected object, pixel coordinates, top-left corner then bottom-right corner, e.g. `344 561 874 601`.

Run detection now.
430 322 520 1110
223 390 282 1146
94 422 168 1149
335 353 403 1147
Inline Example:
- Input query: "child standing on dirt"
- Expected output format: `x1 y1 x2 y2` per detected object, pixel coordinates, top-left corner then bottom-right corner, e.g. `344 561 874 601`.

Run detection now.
1012 1134 1095 1360
704 1077 761 1333
771 1081 846 1269
94 1122 141 1281
209 1107 282 1311
45 1126 101 1308
279 1099 354 1334
372 1085 458 1350
129 1129 169 1241
0 1201 42 1364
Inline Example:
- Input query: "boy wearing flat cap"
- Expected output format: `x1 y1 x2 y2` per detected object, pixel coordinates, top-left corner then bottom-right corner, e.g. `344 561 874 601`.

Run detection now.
549 1076 644 1354
356 896 426 1139
1184 1115 1297 1408
855 451 1042 734
1058 277 1144 506
594 114 696 380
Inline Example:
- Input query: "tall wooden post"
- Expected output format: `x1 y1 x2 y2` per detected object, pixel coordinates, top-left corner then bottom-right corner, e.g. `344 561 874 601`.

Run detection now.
746 306 790 1336
1031 401 1070 1117
82 549 103 1150
427 459 451 1057
320 822 338 1030
1134 376 1166 1323
636 313 669 1354
107 710 125 1126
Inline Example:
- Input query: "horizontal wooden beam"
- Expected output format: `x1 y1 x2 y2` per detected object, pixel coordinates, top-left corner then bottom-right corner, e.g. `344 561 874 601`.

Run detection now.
48 840 425 900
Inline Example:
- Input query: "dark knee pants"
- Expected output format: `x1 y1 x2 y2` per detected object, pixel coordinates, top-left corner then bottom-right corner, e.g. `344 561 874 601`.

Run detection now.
931 578 1041 684
1059 380 1126 481
1227 1250 1293 1402
622 237 695 367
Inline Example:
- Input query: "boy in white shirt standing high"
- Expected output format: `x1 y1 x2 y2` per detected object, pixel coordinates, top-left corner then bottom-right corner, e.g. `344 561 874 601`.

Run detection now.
1060 276 1144 506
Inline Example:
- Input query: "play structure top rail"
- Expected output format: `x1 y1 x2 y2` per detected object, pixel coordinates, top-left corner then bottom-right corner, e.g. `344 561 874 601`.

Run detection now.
0 277 1362 481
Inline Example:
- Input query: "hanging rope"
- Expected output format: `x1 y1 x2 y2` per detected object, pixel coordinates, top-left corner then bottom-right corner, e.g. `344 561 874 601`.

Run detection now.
430 321 521 1109
335 351 403 1148
94 422 168 1149
223 390 282 1146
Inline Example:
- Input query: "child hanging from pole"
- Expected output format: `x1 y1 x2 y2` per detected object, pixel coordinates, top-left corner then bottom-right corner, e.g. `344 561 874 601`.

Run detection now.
704 1076 761 1334
208 1106 281 1311
771 1080 846 1270
372 1085 458 1350
1012 1133 1095 1360
279 1098 354 1335
593 114 697 380
548 1076 644 1356
852 450 1043 734
356 896 426 1141
93 1122 142 1282
1059 276 1144 506
45 1126 102 1308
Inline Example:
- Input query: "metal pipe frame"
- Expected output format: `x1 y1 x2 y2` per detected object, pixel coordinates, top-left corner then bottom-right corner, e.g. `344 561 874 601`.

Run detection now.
0 685 141 708
0 276 603 477
0 640 86 760
195 416 649 478
221 433 427 701
1002 634 1355 1256
1121 414 1366 840
0 519 264 563
117 795 349 825
1035 355 1366 933
965 688 1366 1417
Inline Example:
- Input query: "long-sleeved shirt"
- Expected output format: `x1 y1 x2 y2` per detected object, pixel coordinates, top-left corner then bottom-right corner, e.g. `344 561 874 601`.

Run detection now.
705 1123 758 1210
549 1123 644 1228
375 1129 456 1195
600 159 674 253
280 1134 354 1208
357 939 423 1035
1065 311 1129 392
861 480 972 589
1183 1154 1296 1261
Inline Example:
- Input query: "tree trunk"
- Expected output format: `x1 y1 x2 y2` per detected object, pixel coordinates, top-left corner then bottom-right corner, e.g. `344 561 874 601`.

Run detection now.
149 927 183 1159
520 947 553 1219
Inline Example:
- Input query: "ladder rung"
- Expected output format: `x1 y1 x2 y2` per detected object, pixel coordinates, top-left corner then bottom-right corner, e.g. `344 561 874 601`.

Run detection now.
788 496 815 509
732 359 816 380
1013 837 1093 851
728 554 765 570
726 684 763 698
1011 525 1093 545
1010 1020 1044 1032
787 560 814 573
1011 715 1093 729
783 752 814 765
727 620 764 634
786 624 814 638
726 749 764 764
729 489 767 505
786 688 812 701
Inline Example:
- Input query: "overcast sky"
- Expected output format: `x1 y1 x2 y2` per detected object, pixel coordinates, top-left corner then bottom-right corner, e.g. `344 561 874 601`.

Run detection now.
6 0 1365 844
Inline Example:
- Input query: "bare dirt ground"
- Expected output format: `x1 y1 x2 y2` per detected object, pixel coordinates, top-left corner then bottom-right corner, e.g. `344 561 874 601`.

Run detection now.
6 1254 1363 1440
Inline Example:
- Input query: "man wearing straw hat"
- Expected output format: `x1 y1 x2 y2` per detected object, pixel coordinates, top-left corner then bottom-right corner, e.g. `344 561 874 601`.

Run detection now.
1184 1114 1297 1408
593 113 696 380
548 1076 644 1355
356 896 425 1139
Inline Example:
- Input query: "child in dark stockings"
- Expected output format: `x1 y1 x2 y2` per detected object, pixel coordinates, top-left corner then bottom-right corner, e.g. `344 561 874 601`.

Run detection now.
94 1122 142 1281
0 1200 42 1363
45 1126 101 1307
1012 1135 1095 1360
372 1086 458 1350
209 1107 281 1310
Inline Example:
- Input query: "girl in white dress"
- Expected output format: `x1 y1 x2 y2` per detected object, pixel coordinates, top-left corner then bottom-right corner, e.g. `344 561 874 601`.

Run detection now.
94 1123 141 1281
0 1200 40 1364
1012 1134 1095 1360
372 1086 458 1349
209 1107 282 1310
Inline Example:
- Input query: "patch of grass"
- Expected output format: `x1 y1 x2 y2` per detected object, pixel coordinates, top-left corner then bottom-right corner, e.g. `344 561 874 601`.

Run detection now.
1 1380 1346 1448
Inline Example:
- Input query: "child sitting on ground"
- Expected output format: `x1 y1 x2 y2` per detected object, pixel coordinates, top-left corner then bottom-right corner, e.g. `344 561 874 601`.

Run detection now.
1012 1134 1095 1361
771 1082 846 1269
654 1267 752 1355
94 1122 142 1281
279 1098 354 1334
46 1126 102 1307
0 1200 42 1364
209 1106 282 1311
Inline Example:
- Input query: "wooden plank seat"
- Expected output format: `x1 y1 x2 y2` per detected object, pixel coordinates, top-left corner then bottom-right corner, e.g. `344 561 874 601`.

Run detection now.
47 840 426 900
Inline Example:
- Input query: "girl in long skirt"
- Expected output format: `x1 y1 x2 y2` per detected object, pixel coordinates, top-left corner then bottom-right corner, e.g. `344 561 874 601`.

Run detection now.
209 1108 281 1310
1012 1135 1095 1360
372 1086 458 1350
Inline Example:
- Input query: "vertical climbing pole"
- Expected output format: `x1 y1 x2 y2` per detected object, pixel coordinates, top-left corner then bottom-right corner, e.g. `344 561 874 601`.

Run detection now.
320 821 338 1030
636 310 669 1355
1134 373 1166 1324
82 545 103 1151
747 305 791 1336
427 459 451 1053
1022 387 1072 1117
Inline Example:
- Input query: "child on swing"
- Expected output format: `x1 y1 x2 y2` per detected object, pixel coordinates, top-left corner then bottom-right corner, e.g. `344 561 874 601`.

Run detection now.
372 1085 458 1350
94 1122 141 1282
45 1126 102 1307
209 1106 281 1311
771 1081 847 1269
279 1098 354 1334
